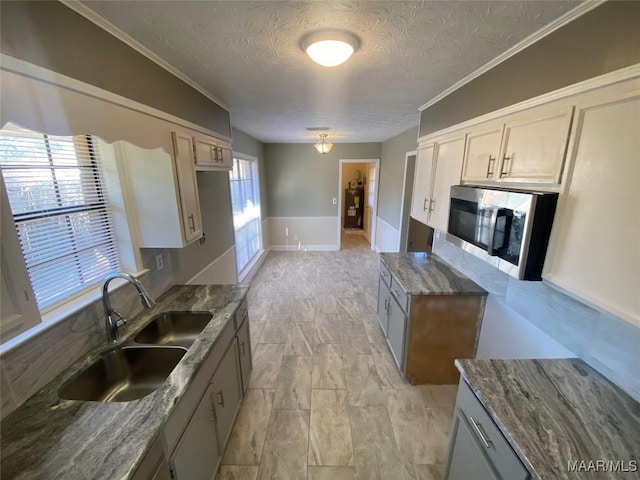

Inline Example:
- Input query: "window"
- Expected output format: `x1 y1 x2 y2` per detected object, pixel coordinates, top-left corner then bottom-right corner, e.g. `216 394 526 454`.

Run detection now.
0 124 120 311
229 154 262 275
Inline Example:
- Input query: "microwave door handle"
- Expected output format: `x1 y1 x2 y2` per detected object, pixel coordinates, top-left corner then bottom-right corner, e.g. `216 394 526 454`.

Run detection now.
486 209 500 255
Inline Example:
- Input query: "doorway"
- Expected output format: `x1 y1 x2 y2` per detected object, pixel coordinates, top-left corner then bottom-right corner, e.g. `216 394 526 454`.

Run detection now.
337 158 380 251
398 151 416 251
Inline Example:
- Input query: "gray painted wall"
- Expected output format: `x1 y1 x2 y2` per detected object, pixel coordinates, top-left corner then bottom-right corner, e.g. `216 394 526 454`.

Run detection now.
379 126 418 230
232 128 268 219
264 143 381 217
0 1 230 137
419 1 640 137
170 173 235 284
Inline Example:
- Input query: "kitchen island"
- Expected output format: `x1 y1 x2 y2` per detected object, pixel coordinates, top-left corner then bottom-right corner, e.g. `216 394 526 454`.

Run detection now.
0 284 249 480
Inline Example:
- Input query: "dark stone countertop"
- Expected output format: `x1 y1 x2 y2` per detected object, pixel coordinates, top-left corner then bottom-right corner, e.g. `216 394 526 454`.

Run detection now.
380 252 487 296
456 358 640 480
0 284 248 480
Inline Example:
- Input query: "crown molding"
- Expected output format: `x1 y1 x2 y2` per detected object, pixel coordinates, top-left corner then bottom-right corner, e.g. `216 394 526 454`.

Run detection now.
417 63 640 144
60 0 229 111
418 0 606 112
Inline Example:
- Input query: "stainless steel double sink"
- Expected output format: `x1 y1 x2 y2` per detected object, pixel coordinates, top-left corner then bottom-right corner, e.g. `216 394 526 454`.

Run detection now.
58 312 213 403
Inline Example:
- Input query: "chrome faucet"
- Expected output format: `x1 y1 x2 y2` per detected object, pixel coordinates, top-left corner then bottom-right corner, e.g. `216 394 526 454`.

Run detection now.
101 272 156 343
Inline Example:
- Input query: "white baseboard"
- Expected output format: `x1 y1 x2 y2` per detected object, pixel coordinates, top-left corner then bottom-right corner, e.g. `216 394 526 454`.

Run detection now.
187 245 238 285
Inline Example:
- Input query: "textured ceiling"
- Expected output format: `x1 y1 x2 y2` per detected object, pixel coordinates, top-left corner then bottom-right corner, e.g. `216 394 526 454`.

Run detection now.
80 1 579 143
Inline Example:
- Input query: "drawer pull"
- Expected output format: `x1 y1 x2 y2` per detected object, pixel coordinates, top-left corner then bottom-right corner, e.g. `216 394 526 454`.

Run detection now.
486 155 496 178
216 390 225 407
240 341 246 355
469 416 492 448
500 155 511 178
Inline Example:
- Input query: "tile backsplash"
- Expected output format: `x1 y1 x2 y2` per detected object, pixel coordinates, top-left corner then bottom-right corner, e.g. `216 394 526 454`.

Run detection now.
0 249 173 419
433 231 640 402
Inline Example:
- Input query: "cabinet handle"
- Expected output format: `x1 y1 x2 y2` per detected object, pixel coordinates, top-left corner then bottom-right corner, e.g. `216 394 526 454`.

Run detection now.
209 403 217 423
500 155 511 178
486 155 496 178
469 416 492 448
210 145 217 162
423 198 429 211
240 341 245 355
428 199 435 213
218 147 224 163
188 214 196 232
216 390 225 407
384 297 389 312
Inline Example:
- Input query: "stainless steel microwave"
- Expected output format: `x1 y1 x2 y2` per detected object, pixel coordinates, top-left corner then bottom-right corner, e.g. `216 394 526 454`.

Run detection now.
447 185 558 280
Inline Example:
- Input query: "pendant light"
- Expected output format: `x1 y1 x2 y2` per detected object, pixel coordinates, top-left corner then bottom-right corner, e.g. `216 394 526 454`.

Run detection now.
302 31 359 67
314 134 333 154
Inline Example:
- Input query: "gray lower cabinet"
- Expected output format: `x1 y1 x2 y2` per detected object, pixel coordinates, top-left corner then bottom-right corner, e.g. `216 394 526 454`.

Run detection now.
171 383 221 480
236 314 252 394
446 380 529 480
211 341 242 449
151 459 172 480
377 278 391 335
386 294 406 370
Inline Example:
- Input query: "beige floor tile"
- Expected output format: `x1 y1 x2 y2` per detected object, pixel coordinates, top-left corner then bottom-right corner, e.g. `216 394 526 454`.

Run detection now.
217 466 259 480
415 464 446 480
307 466 356 480
316 293 338 313
386 389 442 464
284 323 315 356
343 354 388 407
361 316 387 344
416 384 458 408
292 298 316 322
259 315 292 344
349 406 416 480
308 390 354 467
313 314 342 345
370 342 411 390
258 410 309 480
249 344 284 389
222 389 275 465
250 322 265 355
340 321 372 355
273 356 313 410
421 407 455 464
312 344 346 389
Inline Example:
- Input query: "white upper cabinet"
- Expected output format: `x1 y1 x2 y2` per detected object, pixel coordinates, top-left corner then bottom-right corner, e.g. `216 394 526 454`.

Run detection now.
115 134 203 248
497 106 573 184
461 104 573 186
428 135 466 232
461 125 504 182
544 80 640 326
194 135 233 171
410 144 436 225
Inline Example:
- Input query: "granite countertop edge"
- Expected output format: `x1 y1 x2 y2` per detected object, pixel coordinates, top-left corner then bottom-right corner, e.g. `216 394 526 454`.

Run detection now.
0 284 248 480
379 252 487 296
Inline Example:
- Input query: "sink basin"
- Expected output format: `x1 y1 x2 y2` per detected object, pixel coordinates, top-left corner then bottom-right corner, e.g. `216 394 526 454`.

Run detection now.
134 311 213 348
58 346 187 402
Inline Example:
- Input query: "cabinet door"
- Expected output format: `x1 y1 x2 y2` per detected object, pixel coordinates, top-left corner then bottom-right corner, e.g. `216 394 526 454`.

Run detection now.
446 413 499 480
387 295 407 371
219 146 233 169
194 137 218 168
377 278 391 336
172 132 203 243
429 136 465 232
410 144 436 225
211 341 243 450
544 91 640 325
462 126 504 182
171 384 220 480
237 314 252 395
498 107 572 184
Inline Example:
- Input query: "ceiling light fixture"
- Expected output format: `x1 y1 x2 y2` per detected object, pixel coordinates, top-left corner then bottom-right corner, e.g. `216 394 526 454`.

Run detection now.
302 31 359 67
314 134 333 154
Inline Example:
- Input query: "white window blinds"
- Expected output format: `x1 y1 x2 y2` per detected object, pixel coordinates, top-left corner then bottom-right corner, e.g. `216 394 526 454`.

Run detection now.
229 155 262 274
0 123 120 310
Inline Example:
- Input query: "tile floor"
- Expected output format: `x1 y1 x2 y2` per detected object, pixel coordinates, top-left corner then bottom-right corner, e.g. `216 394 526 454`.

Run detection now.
218 233 458 480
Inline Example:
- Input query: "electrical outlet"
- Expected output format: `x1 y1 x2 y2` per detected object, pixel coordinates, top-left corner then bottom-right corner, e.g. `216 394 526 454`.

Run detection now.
293 234 299 241
332 198 337 205
155 254 164 270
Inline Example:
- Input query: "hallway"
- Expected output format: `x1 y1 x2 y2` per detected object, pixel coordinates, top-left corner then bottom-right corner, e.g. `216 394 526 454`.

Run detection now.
218 240 457 480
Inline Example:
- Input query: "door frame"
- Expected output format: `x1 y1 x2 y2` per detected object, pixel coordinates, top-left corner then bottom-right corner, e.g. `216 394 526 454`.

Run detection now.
398 150 417 252
337 158 380 251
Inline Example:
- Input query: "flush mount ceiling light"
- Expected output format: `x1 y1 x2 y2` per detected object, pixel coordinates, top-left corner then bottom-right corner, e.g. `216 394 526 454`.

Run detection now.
302 31 359 67
314 134 333 154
